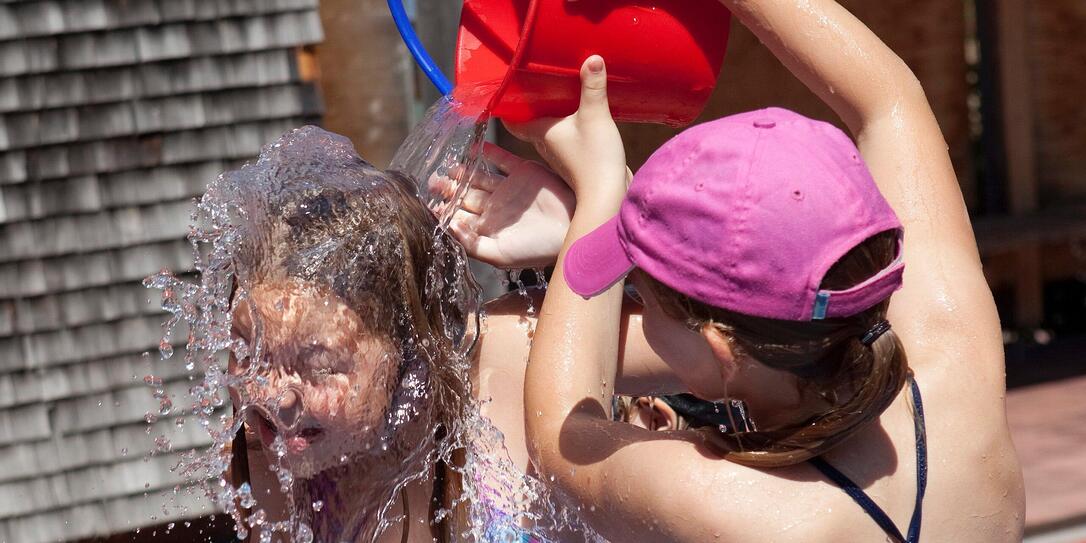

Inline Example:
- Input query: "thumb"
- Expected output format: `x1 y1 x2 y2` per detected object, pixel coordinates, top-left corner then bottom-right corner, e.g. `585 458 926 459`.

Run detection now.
577 55 609 119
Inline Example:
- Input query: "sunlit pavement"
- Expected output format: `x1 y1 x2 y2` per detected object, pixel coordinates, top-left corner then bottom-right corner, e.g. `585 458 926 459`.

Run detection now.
1009 375 1086 542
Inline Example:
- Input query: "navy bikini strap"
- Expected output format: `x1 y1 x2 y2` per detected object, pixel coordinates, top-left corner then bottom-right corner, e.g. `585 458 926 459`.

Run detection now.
809 376 926 543
907 374 928 542
808 457 908 542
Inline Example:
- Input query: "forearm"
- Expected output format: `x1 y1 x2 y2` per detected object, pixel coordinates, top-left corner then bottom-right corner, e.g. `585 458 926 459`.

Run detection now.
721 0 924 132
524 190 625 475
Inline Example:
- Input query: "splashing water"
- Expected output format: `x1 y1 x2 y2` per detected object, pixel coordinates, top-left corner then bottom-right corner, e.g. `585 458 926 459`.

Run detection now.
391 88 495 231
145 106 597 541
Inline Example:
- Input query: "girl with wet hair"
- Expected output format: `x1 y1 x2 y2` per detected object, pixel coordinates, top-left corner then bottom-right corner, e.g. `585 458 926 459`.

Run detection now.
452 0 1024 541
224 126 480 542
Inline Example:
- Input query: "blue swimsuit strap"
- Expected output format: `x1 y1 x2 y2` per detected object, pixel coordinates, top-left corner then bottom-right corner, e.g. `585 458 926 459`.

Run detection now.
808 375 927 543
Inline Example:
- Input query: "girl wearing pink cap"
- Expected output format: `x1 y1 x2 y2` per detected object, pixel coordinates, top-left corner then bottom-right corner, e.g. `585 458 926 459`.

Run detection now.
453 0 1025 541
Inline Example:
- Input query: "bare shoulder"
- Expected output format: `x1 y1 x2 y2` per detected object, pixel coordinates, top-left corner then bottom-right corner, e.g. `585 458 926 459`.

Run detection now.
472 290 542 472
579 429 866 542
476 289 542 371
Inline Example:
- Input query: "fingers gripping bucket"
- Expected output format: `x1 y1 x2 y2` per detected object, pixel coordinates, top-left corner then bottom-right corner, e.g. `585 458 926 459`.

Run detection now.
454 0 732 126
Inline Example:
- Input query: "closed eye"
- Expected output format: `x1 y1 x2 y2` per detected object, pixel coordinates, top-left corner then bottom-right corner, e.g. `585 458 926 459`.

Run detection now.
297 344 346 375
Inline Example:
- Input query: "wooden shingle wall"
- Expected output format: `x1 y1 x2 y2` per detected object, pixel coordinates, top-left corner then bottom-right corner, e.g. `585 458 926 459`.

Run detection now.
0 1 323 541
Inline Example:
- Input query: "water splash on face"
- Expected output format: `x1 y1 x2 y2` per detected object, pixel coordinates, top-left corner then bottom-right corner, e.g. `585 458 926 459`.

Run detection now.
391 91 494 231
146 112 595 541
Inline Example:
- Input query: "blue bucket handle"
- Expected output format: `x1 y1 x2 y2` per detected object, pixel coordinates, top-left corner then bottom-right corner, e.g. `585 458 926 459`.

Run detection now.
388 0 454 96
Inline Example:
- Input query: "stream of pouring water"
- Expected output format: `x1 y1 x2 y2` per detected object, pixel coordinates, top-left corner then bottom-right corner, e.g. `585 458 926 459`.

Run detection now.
144 94 599 542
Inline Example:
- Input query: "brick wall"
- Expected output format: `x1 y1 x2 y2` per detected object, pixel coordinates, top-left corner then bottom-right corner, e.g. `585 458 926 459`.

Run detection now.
1027 1 1086 206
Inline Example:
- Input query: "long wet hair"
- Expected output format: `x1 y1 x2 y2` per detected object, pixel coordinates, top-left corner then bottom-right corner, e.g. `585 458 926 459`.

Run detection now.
641 231 908 468
225 127 478 540
230 127 479 456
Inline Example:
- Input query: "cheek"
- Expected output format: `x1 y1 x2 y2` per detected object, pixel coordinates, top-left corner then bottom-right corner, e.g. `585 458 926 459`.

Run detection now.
318 362 397 427
642 306 688 361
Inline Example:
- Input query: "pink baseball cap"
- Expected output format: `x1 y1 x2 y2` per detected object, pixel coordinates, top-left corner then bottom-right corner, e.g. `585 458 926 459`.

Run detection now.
564 107 904 321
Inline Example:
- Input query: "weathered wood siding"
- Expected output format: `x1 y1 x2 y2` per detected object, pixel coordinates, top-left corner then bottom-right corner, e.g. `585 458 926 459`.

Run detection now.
0 1 323 541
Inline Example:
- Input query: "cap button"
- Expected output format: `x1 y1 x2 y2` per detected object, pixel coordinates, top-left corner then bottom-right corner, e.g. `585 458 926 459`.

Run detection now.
753 119 776 129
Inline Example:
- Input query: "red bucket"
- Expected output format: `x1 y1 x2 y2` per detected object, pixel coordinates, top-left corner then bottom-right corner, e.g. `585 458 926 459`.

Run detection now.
454 0 731 126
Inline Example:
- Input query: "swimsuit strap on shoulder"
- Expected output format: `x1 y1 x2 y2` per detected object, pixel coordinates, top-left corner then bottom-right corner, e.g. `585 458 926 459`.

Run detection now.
809 375 927 543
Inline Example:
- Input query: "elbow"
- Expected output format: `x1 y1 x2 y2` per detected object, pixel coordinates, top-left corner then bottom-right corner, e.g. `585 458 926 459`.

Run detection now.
524 414 566 479
874 59 928 117
854 62 933 137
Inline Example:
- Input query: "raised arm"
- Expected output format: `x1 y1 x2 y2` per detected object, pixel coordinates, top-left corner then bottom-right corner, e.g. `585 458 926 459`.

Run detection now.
720 0 1002 378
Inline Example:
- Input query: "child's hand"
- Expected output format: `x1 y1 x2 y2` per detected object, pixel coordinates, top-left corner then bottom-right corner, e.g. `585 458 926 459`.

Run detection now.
430 143 575 269
504 55 626 202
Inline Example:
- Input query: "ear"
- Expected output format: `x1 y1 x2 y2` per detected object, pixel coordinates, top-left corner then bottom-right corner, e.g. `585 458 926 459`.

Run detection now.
700 324 738 383
632 397 681 431
650 398 682 431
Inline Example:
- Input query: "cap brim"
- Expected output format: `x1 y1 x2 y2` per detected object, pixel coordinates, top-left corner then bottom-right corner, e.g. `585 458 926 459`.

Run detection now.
563 216 635 298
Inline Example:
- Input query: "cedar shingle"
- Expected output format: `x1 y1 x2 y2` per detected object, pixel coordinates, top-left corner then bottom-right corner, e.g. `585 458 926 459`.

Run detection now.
0 0 324 538
0 161 220 223
61 0 109 34
0 200 192 263
0 6 15 40
2 85 310 152
1 117 299 183
1 0 319 41
0 174 101 223
0 151 24 184
0 451 200 520
0 239 193 298
15 1 67 37
0 413 214 486
9 314 176 371
0 349 194 408
4 279 162 335
0 404 50 447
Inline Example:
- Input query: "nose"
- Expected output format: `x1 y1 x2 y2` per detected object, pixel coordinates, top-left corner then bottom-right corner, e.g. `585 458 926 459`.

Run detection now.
276 387 304 430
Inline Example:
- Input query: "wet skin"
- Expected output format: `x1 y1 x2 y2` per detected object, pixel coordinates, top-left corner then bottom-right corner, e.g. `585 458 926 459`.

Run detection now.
231 280 400 479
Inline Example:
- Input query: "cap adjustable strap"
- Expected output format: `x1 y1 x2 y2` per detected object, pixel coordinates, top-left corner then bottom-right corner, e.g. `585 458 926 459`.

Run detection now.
811 252 904 320
812 292 831 320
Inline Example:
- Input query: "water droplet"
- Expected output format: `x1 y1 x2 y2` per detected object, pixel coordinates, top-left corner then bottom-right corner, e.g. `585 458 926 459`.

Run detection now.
295 522 313 543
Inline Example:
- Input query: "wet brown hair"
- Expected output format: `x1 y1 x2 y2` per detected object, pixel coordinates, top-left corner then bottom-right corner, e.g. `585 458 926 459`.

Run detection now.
641 231 908 468
236 168 478 455
223 127 477 540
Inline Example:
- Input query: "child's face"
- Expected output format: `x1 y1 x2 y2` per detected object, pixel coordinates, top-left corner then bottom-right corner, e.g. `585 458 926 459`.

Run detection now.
231 280 400 478
629 274 728 400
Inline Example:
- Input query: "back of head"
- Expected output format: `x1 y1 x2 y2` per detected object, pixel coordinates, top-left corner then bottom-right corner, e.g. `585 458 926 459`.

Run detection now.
563 108 910 467
642 230 908 467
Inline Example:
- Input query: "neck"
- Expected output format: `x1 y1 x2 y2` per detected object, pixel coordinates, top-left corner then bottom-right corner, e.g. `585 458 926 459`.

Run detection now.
727 361 828 430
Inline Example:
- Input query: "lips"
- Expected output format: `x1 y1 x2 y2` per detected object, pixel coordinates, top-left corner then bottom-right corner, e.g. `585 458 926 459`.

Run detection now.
249 404 325 453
